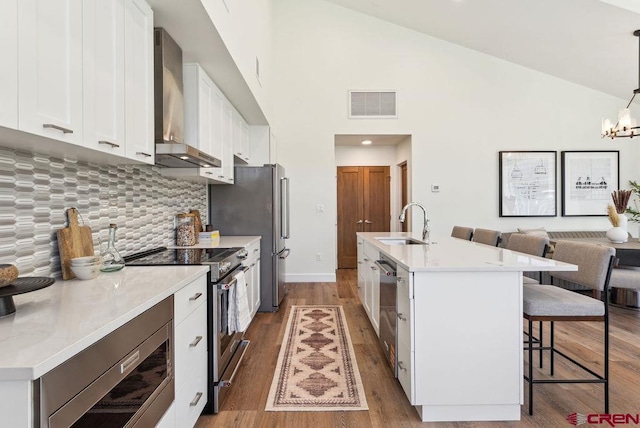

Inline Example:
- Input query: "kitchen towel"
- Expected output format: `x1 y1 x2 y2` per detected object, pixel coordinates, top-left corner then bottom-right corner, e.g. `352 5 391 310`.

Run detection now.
227 270 251 333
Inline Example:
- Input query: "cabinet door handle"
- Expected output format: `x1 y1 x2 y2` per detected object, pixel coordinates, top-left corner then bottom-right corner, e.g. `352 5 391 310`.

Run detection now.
357 261 363 265
250 263 256 267
397 313 407 321
370 266 377 271
253 248 259 252
98 140 120 148
189 292 203 301
219 175 225 178
190 392 203 407
43 123 73 134
398 361 407 372
189 336 203 347
136 151 152 157
397 278 405 283
205 172 213 175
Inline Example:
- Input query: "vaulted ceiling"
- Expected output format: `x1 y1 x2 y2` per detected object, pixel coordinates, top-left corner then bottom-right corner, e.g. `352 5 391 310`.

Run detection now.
323 0 640 103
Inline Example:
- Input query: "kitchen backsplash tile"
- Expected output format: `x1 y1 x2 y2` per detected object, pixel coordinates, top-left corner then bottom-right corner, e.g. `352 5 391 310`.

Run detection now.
0 147 208 278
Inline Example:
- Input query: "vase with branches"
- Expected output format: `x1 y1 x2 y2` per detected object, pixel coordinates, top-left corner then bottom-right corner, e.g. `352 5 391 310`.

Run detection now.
606 189 631 243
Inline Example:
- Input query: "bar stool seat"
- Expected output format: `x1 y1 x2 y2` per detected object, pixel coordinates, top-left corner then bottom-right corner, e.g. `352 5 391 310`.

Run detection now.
523 284 605 317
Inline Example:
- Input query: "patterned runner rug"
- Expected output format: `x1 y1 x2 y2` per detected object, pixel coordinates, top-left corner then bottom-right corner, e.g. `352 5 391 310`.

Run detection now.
265 305 368 411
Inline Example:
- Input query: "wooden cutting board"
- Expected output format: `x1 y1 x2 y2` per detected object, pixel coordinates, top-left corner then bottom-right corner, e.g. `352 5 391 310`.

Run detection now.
57 208 94 280
190 209 203 242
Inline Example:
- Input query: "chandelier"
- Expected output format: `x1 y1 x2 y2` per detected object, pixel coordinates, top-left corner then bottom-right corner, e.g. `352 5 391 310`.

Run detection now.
602 30 640 139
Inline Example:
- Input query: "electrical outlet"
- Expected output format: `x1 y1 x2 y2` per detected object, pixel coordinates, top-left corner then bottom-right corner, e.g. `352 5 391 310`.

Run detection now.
431 184 440 192
316 253 322 261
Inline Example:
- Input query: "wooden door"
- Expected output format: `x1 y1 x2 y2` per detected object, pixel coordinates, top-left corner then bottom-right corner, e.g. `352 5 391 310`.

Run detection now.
337 166 390 268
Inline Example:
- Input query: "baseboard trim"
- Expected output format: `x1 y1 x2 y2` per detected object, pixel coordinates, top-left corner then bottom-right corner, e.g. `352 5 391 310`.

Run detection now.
285 273 336 283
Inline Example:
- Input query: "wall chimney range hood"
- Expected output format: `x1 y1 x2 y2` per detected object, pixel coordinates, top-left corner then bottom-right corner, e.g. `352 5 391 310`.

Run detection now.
154 28 221 168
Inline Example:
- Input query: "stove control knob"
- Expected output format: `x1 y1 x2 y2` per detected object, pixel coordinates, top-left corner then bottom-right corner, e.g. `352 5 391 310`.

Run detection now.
237 250 248 259
219 262 231 274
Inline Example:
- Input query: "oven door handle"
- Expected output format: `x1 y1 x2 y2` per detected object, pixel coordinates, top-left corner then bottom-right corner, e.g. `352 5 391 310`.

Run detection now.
217 266 246 290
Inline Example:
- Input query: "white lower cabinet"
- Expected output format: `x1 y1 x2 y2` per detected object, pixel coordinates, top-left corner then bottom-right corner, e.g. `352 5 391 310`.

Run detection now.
362 242 380 335
155 402 175 428
242 239 261 320
175 353 208 428
173 274 208 427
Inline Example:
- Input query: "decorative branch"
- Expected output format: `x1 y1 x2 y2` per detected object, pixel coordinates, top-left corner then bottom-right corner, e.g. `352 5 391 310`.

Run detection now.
611 189 632 214
607 204 620 227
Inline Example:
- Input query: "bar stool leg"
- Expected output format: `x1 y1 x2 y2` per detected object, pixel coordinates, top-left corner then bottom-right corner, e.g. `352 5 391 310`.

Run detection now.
550 321 555 376
528 318 534 415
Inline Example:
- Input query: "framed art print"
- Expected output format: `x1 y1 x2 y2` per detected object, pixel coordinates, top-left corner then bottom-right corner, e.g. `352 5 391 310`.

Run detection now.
561 150 619 216
499 151 557 217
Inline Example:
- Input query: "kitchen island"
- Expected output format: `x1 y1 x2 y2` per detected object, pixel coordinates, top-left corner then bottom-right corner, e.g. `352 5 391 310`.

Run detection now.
357 232 577 422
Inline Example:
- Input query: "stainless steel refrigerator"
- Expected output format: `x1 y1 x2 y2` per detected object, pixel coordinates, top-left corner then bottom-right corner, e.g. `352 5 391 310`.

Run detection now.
208 164 290 312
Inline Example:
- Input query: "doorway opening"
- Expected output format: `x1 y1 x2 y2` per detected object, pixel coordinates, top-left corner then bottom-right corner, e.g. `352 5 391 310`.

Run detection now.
334 135 412 270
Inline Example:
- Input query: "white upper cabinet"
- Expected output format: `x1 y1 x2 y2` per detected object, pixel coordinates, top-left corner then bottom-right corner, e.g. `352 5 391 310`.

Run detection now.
220 100 235 182
183 64 223 162
83 0 126 157
18 0 84 145
232 110 250 164
0 0 18 129
124 0 154 164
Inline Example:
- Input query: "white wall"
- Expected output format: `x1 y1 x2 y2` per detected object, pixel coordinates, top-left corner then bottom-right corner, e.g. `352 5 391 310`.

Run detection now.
201 0 273 122
271 0 639 280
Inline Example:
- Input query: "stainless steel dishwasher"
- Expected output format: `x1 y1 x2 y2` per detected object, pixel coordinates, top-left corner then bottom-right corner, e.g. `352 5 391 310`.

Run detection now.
377 254 398 377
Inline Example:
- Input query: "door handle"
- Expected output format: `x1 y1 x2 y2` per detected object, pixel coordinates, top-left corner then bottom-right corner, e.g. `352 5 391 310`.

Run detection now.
356 220 363 224
364 220 373 224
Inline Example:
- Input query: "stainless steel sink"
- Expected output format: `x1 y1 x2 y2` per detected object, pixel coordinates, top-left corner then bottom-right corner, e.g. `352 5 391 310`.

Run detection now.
376 238 427 245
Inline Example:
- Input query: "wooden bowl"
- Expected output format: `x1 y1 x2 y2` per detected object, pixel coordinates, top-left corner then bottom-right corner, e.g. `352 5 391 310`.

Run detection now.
0 264 19 288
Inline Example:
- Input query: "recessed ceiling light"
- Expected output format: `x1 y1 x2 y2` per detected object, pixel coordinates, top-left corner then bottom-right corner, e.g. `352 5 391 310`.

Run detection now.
361 140 372 145
180 156 189 160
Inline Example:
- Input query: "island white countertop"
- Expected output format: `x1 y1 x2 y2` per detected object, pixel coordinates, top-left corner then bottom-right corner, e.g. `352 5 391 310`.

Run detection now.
0 265 209 381
168 235 260 249
358 232 578 273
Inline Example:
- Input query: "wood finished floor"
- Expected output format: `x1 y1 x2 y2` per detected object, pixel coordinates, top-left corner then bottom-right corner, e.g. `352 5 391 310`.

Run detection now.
196 269 640 427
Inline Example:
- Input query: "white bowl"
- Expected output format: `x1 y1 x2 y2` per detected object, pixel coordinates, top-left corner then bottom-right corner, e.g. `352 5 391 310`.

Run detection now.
71 264 101 280
71 256 102 266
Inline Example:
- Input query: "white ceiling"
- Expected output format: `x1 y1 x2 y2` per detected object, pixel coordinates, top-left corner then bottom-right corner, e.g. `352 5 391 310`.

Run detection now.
323 0 640 103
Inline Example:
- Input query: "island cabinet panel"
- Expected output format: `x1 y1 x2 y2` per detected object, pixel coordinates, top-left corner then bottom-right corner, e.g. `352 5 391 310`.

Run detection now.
361 241 380 334
412 271 522 415
397 264 414 401
357 237 366 304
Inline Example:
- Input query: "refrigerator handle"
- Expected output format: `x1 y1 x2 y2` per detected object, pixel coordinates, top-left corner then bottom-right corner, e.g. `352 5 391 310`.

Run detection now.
280 177 290 239
278 248 291 259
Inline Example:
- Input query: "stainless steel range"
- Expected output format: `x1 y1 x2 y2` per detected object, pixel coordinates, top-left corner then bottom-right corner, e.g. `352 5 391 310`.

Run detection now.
124 246 250 414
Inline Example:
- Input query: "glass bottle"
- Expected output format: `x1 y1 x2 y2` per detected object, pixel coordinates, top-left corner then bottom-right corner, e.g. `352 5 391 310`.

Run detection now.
101 224 125 272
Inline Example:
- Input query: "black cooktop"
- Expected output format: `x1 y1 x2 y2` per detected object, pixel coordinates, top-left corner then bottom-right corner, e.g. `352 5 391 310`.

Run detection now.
124 247 242 266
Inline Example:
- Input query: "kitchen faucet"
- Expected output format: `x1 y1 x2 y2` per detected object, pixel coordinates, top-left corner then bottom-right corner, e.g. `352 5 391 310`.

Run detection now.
399 202 430 242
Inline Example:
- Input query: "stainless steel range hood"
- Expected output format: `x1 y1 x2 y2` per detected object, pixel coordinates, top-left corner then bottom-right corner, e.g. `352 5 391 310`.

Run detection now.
154 28 221 168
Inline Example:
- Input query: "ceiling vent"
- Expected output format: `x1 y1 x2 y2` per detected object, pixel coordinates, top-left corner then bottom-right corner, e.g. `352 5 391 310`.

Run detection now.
348 90 397 118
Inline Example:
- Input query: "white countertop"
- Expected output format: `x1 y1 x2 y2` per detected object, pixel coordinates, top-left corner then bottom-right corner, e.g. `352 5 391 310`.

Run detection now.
359 232 577 273
0 265 209 381
168 235 260 249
